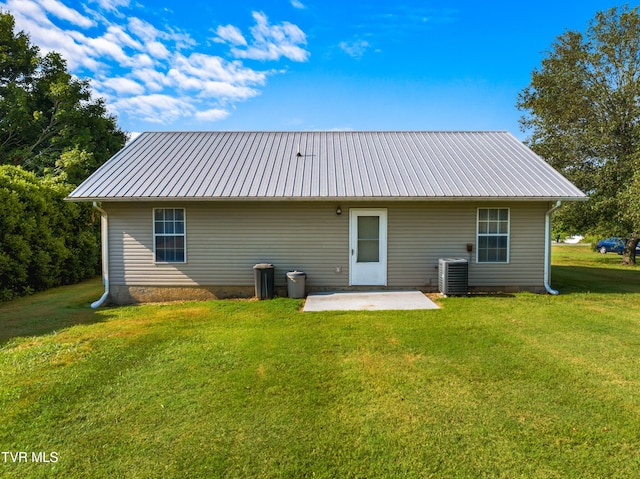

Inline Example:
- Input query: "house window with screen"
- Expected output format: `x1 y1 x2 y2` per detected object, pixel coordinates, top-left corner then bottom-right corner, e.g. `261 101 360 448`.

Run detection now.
154 208 185 262
477 208 509 263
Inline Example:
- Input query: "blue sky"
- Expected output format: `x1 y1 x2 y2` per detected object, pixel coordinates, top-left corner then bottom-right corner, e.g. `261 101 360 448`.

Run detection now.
1 0 622 137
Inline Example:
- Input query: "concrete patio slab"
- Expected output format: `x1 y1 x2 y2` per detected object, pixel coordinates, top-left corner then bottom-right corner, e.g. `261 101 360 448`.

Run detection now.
303 290 439 312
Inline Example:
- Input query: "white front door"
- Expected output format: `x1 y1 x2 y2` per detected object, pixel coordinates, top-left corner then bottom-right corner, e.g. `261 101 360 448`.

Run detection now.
349 208 387 286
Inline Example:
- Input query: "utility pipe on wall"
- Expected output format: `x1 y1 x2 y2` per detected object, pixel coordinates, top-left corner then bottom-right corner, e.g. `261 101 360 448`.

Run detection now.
91 202 109 308
544 200 562 295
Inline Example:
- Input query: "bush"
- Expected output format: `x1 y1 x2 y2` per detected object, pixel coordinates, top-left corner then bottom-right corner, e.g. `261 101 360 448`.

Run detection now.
0 165 100 300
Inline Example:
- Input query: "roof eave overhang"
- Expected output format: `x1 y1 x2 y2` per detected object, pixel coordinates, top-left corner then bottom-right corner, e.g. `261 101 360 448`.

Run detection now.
66 195 589 203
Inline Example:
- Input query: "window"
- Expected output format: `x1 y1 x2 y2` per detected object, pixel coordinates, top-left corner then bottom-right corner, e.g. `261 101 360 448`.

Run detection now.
154 208 185 262
477 208 509 263
357 216 380 262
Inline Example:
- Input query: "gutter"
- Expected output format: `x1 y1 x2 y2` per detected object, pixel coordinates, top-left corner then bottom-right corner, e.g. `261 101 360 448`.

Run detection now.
544 200 562 295
67 195 588 203
91 202 109 308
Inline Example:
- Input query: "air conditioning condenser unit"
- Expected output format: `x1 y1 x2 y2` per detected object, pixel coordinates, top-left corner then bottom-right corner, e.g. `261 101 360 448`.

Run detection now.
438 258 468 295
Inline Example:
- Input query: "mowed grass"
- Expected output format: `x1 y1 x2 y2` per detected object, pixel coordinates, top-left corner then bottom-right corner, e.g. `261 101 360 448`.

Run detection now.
1 246 640 478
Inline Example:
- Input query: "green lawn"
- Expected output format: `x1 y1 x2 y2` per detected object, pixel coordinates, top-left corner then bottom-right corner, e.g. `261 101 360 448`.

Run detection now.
1 245 640 478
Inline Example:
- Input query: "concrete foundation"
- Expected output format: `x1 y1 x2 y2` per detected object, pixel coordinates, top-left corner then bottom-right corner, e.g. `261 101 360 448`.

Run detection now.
109 285 256 305
105 283 547 305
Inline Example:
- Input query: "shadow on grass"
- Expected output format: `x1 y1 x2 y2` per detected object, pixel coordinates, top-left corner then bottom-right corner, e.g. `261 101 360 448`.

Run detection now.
466 292 516 298
0 278 112 346
552 265 640 294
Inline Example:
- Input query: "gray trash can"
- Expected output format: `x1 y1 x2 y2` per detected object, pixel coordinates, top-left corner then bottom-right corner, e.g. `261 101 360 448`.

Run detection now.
286 271 306 298
253 263 275 299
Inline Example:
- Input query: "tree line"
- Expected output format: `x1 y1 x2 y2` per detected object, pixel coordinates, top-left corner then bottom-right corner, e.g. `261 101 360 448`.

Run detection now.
1 11 126 300
518 5 640 265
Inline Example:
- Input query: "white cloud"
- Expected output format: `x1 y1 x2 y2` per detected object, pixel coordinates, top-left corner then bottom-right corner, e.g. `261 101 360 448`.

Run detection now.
172 53 267 85
126 16 194 50
103 24 143 51
1 1 308 128
147 40 170 59
166 68 204 90
130 68 168 91
195 108 230 122
126 131 141 144
215 24 247 46
339 39 370 59
12 19 102 70
111 94 194 124
89 0 129 11
127 53 155 68
165 68 260 101
4 0 43 22
200 81 259 100
84 34 130 64
291 0 306 9
127 17 162 43
100 77 145 95
217 11 309 62
36 0 94 28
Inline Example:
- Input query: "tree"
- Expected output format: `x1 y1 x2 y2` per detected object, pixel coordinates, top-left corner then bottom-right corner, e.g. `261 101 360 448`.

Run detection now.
0 11 127 183
0 11 127 300
0 166 100 300
517 5 640 265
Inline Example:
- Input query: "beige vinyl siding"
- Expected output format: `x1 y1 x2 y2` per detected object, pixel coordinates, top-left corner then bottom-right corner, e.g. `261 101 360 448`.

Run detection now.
387 204 474 288
106 202 349 289
386 202 546 289
105 201 548 291
472 204 546 287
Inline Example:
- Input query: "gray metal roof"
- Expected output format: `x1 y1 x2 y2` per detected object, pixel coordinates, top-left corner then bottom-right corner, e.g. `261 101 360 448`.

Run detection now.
68 131 586 201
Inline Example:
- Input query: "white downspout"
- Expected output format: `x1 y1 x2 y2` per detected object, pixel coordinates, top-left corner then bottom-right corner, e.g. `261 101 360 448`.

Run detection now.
544 200 562 295
91 202 109 308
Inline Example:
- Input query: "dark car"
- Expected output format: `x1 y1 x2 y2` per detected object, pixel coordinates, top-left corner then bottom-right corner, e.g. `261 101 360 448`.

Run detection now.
596 237 640 254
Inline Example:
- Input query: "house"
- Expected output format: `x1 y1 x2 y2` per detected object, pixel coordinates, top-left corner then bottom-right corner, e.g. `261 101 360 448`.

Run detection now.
67 131 586 305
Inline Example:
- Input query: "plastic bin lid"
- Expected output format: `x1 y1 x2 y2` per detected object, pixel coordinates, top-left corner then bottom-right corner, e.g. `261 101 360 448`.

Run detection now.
253 263 274 269
286 270 306 277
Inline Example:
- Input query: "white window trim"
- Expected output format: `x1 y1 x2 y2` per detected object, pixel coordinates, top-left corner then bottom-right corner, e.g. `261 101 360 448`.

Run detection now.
153 207 187 264
476 207 510 264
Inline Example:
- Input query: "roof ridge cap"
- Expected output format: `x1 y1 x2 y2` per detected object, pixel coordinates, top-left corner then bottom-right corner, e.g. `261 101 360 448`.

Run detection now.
138 130 511 134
